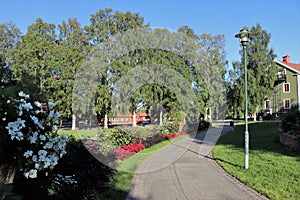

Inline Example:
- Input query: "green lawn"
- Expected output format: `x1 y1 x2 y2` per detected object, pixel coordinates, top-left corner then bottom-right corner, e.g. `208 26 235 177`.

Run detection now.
212 122 300 200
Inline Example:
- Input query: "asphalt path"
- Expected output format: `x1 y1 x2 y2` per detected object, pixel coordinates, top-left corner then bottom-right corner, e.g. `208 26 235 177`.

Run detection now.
126 126 269 200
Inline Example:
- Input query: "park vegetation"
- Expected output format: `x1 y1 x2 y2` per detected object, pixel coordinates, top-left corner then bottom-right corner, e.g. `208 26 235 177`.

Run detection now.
0 6 281 200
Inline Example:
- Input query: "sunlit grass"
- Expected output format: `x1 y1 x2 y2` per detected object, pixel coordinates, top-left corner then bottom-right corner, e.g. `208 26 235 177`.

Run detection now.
212 122 300 200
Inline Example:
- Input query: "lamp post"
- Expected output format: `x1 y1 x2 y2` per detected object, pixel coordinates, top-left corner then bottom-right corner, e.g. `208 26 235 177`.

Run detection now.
235 27 250 169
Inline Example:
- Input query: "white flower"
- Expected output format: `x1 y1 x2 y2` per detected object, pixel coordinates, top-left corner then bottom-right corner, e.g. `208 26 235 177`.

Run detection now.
34 101 42 108
44 157 52 168
14 131 24 141
54 112 60 121
30 115 44 130
6 121 24 141
44 141 53 149
49 154 58 165
52 125 58 132
48 102 56 107
18 91 29 99
16 118 26 128
39 134 46 141
57 141 66 150
61 134 68 141
17 107 23 116
7 100 10 104
38 150 47 157
38 150 47 162
24 169 37 179
34 163 40 169
32 155 37 162
29 132 38 144
23 150 33 158
2 117 6 121
49 110 55 118
59 150 67 158
23 102 33 111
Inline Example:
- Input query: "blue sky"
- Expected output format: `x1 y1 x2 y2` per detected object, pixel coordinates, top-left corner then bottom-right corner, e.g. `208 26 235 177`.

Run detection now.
1 0 300 66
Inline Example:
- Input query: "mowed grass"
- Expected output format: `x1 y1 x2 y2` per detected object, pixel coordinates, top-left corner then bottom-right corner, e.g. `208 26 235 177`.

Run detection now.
212 122 300 200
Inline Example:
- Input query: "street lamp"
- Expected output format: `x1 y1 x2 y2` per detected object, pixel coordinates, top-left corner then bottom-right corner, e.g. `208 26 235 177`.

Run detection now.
235 27 250 169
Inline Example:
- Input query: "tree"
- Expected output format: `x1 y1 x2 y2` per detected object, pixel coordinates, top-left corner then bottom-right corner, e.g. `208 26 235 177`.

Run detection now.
0 22 21 85
55 18 89 129
178 26 227 121
198 33 227 120
8 18 57 97
84 8 147 128
229 24 277 119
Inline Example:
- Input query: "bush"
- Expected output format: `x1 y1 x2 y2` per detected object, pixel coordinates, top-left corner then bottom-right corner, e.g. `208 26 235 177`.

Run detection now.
281 108 300 135
159 120 179 134
142 133 166 148
107 128 133 147
13 137 116 200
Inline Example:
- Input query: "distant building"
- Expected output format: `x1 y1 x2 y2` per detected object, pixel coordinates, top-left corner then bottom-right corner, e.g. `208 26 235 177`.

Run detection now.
99 112 150 125
268 55 300 115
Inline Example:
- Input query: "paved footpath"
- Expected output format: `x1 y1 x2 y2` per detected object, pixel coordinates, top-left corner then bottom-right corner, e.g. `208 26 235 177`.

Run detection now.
126 126 269 200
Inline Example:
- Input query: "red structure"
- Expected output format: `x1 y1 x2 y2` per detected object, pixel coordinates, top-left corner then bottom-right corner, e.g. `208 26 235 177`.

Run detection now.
100 112 150 125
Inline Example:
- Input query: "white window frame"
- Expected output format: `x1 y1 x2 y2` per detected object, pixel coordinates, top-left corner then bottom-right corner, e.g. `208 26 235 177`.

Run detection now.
283 99 291 109
283 82 290 93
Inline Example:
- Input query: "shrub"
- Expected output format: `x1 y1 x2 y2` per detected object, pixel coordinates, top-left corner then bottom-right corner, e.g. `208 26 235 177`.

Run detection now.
159 119 179 134
107 128 133 147
142 133 166 148
13 138 116 200
281 108 300 135
0 91 68 183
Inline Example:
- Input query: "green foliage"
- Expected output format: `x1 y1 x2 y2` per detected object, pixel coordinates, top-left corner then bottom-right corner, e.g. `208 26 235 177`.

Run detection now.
107 128 133 147
0 184 22 200
228 24 277 117
160 119 179 134
13 138 116 200
281 107 300 135
0 22 21 85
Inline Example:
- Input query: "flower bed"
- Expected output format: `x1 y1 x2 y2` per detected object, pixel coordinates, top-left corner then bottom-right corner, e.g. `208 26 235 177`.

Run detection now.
115 144 145 160
164 131 187 140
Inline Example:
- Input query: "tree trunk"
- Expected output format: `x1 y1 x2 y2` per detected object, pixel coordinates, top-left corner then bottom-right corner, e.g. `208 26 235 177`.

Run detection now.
204 106 208 121
104 113 108 129
133 111 137 127
72 114 76 130
159 109 163 126
0 163 16 184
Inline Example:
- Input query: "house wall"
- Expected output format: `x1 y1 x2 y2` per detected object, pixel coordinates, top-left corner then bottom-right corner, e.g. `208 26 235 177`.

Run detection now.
273 67 298 114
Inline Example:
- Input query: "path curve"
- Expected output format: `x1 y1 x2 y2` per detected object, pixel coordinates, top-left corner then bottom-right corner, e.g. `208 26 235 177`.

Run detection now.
126 126 269 200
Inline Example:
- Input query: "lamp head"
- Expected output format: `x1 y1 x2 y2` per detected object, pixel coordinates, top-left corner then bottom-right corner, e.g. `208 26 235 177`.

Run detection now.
235 27 250 47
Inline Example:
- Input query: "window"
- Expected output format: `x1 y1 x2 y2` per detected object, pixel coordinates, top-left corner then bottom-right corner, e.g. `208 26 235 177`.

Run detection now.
278 69 286 79
283 83 290 93
283 99 291 109
265 100 270 109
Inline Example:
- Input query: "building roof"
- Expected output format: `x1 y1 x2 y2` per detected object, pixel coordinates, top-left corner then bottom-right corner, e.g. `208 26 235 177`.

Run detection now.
275 56 300 74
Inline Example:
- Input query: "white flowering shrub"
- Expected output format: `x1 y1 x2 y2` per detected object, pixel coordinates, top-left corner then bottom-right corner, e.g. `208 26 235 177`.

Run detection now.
4 91 68 179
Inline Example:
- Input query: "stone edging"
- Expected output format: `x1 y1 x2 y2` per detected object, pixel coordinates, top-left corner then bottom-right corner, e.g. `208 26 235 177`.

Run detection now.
279 130 300 151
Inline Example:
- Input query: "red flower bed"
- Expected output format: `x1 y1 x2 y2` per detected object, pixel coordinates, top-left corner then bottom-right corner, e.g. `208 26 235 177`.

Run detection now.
164 131 187 140
115 143 145 160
